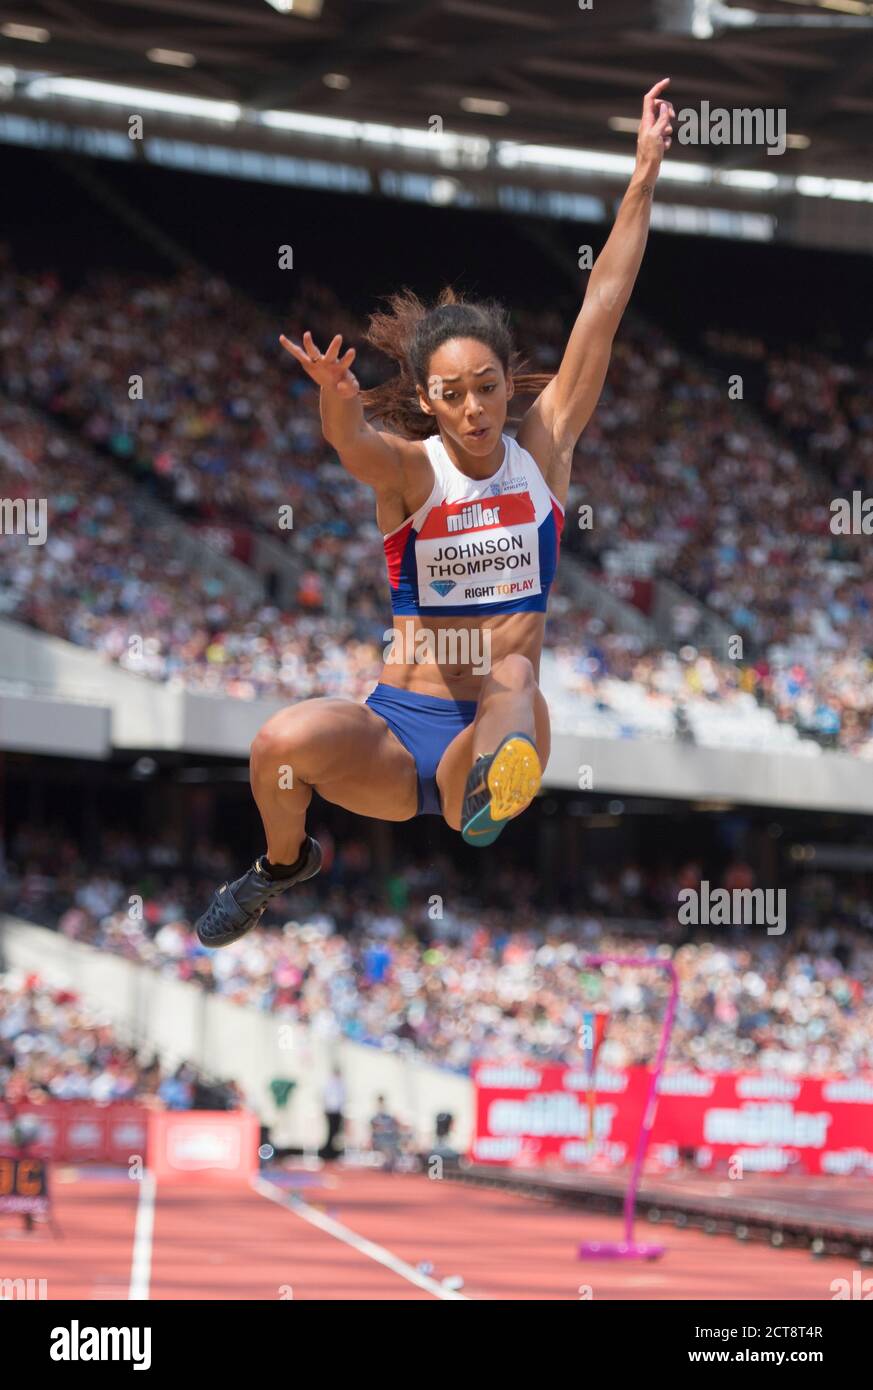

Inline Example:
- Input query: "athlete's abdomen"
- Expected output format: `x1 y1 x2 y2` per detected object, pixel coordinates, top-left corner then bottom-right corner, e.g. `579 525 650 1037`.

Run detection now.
378 611 545 701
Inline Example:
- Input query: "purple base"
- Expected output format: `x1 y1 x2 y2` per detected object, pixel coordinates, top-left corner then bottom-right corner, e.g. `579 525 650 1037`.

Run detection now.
578 1240 665 1260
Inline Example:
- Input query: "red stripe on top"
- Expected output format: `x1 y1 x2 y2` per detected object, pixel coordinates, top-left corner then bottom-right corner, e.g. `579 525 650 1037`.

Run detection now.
417 491 535 539
383 518 413 591
552 498 564 564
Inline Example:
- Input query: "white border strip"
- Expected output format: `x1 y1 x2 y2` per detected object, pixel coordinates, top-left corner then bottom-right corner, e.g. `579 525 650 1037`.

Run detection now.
252 1176 469 1300
128 1171 156 1301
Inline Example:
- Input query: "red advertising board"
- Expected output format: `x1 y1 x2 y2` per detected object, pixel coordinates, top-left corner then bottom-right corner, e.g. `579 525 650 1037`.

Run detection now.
472 1064 873 1176
0 1105 258 1182
0 1103 150 1165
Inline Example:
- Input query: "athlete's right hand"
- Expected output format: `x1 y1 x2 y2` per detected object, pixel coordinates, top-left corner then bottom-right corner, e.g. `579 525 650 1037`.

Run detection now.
279 330 360 398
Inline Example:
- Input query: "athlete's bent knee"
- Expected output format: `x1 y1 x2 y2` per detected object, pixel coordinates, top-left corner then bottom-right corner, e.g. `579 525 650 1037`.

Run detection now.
489 652 535 692
250 708 313 778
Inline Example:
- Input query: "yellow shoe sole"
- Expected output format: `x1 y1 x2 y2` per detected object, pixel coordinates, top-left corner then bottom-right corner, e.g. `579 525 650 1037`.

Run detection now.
486 736 543 821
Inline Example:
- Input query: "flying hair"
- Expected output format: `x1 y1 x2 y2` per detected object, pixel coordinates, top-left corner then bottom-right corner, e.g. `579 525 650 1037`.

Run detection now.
359 286 555 439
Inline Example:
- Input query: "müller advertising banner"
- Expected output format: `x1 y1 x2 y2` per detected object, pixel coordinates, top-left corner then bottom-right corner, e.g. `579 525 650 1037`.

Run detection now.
471 1064 873 1176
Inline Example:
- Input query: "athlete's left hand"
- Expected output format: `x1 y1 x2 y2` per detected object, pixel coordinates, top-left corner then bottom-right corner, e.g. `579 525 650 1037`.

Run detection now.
637 78 674 168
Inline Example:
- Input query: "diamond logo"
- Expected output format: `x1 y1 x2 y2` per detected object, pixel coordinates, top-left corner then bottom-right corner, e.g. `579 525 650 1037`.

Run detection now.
430 581 456 597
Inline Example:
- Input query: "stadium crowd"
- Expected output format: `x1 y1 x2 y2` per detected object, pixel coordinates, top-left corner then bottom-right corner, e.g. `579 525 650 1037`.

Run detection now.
567 329 873 751
0 971 245 1110
3 824 872 1080
0 401 381 701
1 261 873 750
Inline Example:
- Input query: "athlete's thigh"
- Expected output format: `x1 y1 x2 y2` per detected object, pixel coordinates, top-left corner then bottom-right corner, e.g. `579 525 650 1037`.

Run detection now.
435 685 551 831
260 696 419 821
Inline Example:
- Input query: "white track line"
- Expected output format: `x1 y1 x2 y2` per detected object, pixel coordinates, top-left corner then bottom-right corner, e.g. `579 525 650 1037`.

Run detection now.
252 1175 469 1300
128 1171 156 1301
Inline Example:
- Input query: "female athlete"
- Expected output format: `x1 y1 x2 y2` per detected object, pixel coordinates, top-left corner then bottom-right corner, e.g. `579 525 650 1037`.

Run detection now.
196 80 674 947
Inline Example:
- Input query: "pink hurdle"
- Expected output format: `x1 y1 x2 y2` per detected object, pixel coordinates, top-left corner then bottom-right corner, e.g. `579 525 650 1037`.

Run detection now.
578 953 679 1261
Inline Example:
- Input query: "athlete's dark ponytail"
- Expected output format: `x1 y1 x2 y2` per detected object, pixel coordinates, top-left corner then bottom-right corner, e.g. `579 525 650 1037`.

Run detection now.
360 286 554 440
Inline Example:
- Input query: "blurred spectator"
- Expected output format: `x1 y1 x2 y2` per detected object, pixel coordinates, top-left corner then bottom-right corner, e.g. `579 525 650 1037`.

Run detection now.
2 263 873 754
0 973 239 1112
370 1096 402 1171
159 1064 196 1110
321 1065 346 1161
5 849 873 1078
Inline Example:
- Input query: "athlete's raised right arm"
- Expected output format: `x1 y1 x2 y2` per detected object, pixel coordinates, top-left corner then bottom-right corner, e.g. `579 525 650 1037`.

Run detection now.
280 330 428 497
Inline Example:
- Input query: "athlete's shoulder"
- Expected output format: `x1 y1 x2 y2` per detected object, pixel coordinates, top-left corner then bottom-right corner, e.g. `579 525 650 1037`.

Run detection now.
511 427 569 510
381 430 432 467
506 432 565 507
506 429 542 470
376 430 437 525
368 429 432 489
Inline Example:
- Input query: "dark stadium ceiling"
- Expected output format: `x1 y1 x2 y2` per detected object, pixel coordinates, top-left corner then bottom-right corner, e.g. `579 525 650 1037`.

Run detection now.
0 0 872 176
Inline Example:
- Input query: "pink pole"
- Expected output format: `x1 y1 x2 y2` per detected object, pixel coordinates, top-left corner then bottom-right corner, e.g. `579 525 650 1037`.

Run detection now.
579 954 679 1260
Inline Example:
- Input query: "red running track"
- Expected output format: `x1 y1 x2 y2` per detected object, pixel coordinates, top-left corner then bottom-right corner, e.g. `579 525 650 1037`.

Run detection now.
0 1165 861 1301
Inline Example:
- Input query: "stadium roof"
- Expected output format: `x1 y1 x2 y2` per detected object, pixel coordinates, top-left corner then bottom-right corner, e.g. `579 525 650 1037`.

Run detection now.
1 0 872 178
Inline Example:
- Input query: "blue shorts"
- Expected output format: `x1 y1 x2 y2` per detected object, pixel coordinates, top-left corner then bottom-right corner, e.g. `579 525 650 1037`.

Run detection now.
364 683 478 816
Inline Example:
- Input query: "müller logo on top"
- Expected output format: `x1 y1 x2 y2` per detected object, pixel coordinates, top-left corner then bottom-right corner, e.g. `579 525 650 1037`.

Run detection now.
419 491 535 540
446 502 502 533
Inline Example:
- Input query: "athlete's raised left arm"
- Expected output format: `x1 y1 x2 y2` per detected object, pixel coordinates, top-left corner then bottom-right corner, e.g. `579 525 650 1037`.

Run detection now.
517 79 674 504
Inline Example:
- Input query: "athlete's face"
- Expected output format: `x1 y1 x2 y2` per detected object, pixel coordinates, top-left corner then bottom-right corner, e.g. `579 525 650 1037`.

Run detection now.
417 338 513 454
